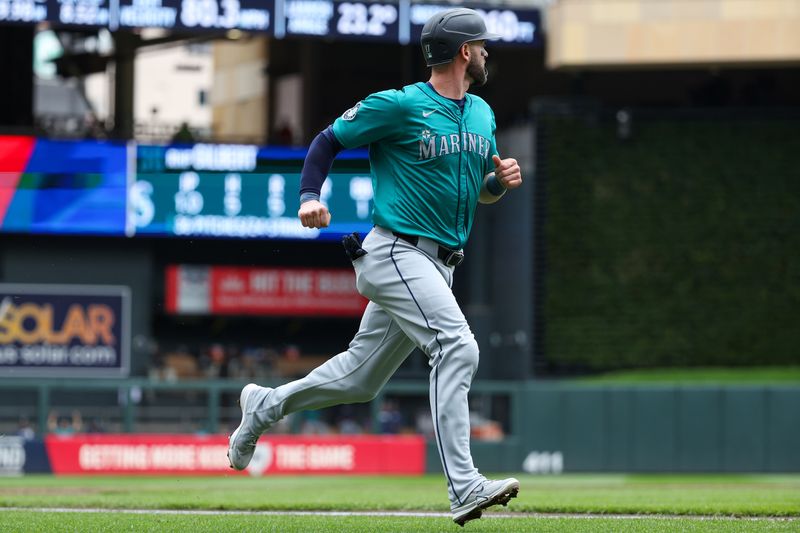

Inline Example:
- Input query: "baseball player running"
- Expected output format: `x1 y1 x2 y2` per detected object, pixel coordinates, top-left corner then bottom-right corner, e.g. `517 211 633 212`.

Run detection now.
228 8 523 526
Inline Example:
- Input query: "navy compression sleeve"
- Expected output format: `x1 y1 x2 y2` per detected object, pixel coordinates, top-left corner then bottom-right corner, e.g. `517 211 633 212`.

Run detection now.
299 126 343 203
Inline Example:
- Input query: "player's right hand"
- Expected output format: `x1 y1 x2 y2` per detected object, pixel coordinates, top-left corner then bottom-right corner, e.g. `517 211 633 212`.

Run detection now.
492 155 522 190
298 199 332 228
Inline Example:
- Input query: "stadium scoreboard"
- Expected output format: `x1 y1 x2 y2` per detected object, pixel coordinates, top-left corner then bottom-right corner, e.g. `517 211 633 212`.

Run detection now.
131 143 374 240
0 0 542 47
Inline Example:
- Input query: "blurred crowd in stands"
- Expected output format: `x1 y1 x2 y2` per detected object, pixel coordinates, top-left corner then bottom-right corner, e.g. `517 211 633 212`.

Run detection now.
258 397 504 441
14 410 107 439
149 342 325 382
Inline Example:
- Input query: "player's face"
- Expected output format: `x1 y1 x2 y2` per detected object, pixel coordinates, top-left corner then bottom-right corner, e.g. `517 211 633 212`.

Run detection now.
466 41 489 87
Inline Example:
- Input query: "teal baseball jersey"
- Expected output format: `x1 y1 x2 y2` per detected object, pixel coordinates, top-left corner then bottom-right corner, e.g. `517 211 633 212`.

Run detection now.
332 82 499 249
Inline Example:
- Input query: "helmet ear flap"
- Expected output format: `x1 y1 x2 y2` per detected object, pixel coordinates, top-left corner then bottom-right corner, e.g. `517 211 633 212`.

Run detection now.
435 41 452 62
424 39 456 67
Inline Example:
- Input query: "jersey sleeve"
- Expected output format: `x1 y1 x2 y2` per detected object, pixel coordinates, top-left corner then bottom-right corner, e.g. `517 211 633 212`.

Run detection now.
332 90 401 149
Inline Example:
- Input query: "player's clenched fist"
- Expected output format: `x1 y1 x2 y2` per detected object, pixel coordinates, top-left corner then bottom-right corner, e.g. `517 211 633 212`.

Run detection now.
298 199 332 228
492 155 522 190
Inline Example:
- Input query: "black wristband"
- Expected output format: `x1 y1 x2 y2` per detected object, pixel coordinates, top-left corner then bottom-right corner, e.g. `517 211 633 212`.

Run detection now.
486 173 506 196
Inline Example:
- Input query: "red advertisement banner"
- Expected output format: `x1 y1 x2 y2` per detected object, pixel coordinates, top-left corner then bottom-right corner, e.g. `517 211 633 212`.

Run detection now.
165 265 368 317
44 434 425 476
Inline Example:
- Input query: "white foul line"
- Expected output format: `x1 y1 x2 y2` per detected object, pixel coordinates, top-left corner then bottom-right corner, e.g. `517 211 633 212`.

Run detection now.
0 508 796 521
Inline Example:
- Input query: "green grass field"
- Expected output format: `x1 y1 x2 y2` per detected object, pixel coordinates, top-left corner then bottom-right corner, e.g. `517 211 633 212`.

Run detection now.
1 474 798 532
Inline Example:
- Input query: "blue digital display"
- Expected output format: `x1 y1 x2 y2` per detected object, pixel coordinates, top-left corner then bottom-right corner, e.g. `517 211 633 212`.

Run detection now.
0 137 128 236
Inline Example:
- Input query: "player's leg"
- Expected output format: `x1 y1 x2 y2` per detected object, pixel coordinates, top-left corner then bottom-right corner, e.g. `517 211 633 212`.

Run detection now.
355 229 505 514
227 301 415 470
254 301 415 423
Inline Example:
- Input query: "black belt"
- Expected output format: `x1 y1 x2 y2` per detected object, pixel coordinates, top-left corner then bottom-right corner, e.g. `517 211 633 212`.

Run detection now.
392 231 465 267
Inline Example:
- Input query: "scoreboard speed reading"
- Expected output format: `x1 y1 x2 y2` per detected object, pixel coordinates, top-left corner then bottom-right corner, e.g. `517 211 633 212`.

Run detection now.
1 0 541 48
130 143 375 240
116 0 271 31
179 0 270 31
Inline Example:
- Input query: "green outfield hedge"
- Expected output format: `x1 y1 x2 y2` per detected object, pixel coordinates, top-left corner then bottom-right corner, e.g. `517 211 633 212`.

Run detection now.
542 113 800 370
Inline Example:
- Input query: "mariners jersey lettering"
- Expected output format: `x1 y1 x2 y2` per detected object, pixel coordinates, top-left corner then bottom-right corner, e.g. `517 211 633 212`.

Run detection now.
332 82 499 249
418 131 492 160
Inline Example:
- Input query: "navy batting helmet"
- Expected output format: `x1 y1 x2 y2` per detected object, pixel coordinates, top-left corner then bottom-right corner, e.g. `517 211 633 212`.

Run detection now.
420 8 501 67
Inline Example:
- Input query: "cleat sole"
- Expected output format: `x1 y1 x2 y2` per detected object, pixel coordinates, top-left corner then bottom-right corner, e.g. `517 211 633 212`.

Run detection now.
486 486 518 509
455 509 482 527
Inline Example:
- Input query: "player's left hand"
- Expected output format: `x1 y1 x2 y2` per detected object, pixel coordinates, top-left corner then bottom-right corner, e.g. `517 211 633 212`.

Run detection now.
492 155 522 190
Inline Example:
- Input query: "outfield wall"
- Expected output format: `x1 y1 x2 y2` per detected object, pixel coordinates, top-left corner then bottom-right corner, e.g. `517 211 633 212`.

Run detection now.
515 386 800 473
422 384 800 474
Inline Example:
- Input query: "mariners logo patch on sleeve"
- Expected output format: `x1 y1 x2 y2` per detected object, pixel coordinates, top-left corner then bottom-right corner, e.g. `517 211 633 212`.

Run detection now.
342 101 362 121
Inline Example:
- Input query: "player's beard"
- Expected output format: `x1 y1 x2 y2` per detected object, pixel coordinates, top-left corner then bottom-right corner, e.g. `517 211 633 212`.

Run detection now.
468 56 488 87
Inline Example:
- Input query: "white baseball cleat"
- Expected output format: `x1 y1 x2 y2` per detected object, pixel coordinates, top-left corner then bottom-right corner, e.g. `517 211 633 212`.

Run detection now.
227 383 271 471
451 477 520 527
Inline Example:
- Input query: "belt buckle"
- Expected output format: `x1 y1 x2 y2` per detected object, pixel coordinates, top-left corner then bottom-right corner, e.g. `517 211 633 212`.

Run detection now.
444 249 464 267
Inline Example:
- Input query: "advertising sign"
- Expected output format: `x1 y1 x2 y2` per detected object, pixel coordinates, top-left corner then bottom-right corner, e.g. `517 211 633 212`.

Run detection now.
0 284 131 377
165 264 368 316
43 434 425 475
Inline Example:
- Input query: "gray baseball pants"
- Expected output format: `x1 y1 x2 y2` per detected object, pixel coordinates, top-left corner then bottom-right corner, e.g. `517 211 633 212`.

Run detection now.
247 226 486 506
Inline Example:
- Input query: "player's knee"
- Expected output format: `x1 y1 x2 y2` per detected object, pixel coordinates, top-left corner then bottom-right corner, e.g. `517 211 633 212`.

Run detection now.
440 334 479 373
433 333 480 373
350 384 380 403
459 336 480 373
